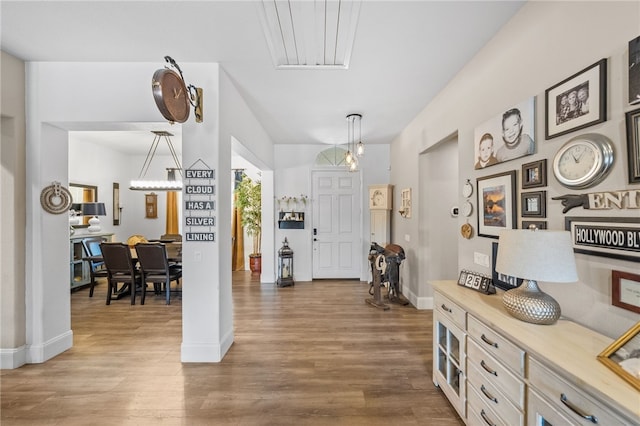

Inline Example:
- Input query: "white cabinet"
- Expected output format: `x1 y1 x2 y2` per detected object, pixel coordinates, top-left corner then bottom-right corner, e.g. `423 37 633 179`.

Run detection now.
431 281 639 426
433 291 466 418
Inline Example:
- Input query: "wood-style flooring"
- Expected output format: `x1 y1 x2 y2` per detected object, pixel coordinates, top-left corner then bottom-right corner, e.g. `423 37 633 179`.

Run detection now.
1 272 463 425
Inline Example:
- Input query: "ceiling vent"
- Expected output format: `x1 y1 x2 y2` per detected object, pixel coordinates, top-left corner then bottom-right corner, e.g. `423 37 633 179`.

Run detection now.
258 0 362 70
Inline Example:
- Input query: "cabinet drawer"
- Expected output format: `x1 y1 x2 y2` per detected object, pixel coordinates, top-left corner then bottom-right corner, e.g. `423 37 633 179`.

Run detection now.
528 388 576 426
467 362 524 426
467 385 511 426
468 314 525 376
467 338 525 409
529 357 627 426
434 291 466 330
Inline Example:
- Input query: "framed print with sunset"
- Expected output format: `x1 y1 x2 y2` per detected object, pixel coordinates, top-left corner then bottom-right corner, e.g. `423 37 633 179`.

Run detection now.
477 170 517 238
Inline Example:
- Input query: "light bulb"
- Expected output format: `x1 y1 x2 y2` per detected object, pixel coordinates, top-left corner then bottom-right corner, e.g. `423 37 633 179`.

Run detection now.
356 141 364 156
345 151 353 165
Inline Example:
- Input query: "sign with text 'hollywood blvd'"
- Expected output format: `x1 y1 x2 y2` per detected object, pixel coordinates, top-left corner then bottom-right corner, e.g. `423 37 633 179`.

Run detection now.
565 216 640 262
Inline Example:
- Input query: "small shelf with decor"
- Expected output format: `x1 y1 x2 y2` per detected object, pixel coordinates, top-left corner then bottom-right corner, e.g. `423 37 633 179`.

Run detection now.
278 212 305 229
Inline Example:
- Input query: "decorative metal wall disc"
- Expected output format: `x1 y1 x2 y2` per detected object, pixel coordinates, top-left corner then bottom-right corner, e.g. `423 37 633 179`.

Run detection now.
40 182 72 214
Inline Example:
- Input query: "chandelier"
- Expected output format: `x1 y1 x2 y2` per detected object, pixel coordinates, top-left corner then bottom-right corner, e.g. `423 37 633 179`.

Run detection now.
129 131 183 190
345 113 364 172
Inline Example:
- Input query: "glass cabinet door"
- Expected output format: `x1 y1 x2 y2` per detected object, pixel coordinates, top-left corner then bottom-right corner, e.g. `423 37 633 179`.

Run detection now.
434 312 465 417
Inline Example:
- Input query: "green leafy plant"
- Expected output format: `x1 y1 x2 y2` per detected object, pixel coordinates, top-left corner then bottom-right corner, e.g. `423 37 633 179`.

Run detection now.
235 174 262 255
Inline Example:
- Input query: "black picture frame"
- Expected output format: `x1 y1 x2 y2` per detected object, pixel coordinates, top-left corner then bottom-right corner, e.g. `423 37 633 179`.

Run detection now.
629 36 640 105
565 216 640 262
521 190 546 218
476 170 517 239
624 107 640 184
521 220 547 230
491 242 523 291
113 182 120 226
521 159 547 189
545 58 607 139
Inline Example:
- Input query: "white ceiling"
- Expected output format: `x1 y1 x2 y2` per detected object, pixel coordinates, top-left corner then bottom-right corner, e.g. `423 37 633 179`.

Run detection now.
1 1 524 155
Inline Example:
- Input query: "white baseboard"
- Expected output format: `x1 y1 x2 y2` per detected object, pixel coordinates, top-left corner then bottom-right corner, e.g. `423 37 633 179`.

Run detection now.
0 345 27 369
26 330 73 364
181 329 234 363
403 287 434 310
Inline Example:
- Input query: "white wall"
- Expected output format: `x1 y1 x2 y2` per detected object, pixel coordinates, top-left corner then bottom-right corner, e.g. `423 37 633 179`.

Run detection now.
274 144 390 282
391 1 639 338
69 136 182 243
1 51 27 369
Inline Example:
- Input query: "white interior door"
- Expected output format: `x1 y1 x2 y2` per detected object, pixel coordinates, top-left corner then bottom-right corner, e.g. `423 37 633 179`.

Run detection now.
312 170 361 279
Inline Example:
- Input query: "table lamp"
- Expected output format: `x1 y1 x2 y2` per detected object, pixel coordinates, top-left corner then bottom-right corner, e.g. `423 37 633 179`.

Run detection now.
496 229 578 325
80 202 107 233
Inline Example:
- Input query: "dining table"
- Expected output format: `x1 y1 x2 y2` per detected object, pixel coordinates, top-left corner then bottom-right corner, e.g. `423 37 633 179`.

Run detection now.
83 242 182 300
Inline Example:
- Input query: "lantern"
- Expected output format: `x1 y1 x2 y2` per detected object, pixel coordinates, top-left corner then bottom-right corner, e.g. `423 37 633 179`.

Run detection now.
277 237 294 287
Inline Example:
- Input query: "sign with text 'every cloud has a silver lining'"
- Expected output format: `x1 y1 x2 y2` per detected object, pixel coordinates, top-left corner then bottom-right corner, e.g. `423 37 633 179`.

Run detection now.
184 163 215 242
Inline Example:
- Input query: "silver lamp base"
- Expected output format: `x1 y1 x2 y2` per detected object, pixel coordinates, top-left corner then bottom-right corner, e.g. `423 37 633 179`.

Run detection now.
502 279 561 325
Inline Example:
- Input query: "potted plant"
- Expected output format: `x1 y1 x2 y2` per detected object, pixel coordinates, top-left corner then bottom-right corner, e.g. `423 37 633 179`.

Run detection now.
235 174 262 273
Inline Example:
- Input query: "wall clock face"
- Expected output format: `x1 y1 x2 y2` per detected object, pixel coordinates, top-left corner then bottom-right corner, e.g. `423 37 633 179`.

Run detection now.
152 68 190 123
552 133 614 189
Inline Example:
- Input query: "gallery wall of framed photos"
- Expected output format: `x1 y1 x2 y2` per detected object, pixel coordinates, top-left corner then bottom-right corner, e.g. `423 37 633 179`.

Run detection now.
464 40 639 334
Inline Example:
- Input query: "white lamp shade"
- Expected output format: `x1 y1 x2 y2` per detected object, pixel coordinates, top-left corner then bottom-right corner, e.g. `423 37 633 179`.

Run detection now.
496 230 578 283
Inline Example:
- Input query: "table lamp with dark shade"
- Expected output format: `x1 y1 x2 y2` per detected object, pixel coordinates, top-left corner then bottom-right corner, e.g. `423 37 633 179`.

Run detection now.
80 202 107 233
496 229 578 325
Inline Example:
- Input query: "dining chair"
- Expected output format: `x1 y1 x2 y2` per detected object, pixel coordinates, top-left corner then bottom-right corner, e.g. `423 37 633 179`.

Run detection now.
100 242 144 305
81 237 109 297
135 243 182 305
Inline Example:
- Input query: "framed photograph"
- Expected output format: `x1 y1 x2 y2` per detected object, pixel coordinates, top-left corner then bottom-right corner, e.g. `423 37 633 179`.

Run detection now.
112 182 120 226
145 193 157 219
474 97 535 169
597 322 640 391
629 36 640 104
491 242 523 291
624 107 640 183
545 58 607 139
521 220 547 230
521 191 546 218
565 216 640 262
522 159 547 189
612 270 640 314
477 170 517 238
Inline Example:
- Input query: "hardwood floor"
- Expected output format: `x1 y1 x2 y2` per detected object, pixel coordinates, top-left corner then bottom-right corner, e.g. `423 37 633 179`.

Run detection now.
1 272 463 425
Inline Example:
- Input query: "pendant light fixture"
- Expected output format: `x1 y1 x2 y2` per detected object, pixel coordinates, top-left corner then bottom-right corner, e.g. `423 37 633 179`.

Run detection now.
130 131 183 191
345 113 364 172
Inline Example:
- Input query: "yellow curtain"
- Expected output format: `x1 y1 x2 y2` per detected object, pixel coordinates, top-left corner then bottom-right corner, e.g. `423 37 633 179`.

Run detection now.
232 192 245 271
165 191 179 234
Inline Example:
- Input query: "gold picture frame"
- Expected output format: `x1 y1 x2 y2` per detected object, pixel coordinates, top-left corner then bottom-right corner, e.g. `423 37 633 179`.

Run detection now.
597 322 640 391
145 193 157 219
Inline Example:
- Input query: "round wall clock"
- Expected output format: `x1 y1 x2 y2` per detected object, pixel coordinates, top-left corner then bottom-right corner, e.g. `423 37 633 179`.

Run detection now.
552 133 614 189
152 68 190 123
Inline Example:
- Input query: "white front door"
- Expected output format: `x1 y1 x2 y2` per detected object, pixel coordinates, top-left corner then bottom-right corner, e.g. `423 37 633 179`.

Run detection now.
312 170 361 279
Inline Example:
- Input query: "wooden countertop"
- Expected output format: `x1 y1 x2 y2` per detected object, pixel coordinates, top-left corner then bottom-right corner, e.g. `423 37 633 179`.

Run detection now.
431 280 640 424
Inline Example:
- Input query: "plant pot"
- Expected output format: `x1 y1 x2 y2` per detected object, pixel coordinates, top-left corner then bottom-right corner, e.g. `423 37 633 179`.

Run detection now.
249 254 262 274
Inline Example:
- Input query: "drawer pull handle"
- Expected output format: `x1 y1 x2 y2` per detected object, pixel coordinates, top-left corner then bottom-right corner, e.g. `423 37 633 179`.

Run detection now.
480 409 496 426
480 385 498 403
440 303 452 313
481 334 499 348
480 360 498 376
560 393 598 424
